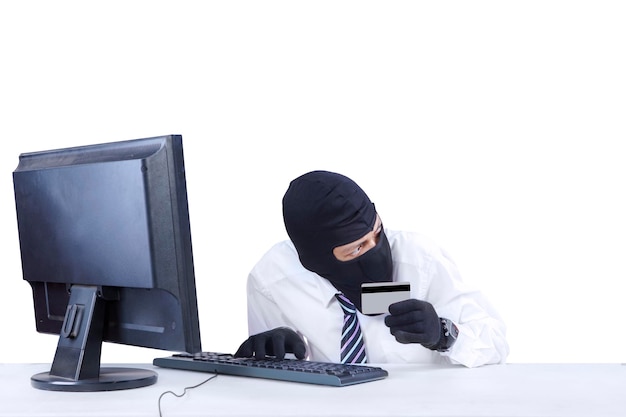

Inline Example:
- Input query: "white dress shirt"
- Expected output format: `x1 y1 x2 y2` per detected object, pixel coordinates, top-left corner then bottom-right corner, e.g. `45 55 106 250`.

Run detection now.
246 229 509 368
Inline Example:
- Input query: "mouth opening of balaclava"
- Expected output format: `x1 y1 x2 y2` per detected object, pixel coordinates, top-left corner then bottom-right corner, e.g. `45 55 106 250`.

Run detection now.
282 170 393 311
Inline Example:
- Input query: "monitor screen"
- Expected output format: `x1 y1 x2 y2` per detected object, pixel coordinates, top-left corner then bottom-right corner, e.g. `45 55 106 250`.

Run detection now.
13 134 202 391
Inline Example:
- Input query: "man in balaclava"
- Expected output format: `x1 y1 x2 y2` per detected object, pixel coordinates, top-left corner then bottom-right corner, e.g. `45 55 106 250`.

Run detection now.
235 170 467 361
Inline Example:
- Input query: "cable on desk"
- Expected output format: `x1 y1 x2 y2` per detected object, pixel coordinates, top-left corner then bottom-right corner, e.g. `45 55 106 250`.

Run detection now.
158 373 219 417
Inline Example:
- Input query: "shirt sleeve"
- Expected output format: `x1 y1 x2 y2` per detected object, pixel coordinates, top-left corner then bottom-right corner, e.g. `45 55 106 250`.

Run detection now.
418 241 510 367
243 241 342 363
245 241 317 337
246 269 286 336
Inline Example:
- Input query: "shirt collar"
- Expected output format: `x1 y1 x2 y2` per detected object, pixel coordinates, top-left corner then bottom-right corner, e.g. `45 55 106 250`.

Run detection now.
317 276 341 308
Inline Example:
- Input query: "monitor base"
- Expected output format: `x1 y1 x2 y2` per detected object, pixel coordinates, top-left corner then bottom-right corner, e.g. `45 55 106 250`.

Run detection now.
31 367 158 392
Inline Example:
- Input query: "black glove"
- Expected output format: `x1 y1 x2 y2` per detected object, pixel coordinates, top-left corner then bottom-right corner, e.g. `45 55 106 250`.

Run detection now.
234 327 307 360
384 299 443 350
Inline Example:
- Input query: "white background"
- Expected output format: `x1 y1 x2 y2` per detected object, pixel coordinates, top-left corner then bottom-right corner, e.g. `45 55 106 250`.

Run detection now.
1 1 624 365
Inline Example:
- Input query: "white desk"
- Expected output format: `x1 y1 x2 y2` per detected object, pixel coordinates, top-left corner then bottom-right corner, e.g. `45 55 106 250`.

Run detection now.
1 363 624 416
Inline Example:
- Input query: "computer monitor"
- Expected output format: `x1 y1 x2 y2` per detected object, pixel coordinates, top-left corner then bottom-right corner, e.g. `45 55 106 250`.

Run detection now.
12 134 202 392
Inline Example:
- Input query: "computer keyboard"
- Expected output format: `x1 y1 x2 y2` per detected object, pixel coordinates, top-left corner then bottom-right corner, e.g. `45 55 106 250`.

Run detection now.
153 352 388 387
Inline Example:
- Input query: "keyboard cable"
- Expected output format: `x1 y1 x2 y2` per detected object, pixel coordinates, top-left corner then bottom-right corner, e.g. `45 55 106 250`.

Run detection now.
157 373 219 417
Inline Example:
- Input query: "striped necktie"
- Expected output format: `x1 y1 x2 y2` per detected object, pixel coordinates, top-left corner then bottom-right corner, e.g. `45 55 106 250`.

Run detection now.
335 293 367 364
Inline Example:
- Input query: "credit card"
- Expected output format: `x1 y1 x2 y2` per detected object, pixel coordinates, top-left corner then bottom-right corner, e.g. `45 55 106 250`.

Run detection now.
361 282 411 315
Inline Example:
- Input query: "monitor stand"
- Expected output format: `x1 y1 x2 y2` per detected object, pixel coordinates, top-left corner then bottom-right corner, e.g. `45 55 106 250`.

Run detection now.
31 285 158 392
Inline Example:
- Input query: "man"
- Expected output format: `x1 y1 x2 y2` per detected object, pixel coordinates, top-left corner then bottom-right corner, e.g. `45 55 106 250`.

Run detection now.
235 170 508 367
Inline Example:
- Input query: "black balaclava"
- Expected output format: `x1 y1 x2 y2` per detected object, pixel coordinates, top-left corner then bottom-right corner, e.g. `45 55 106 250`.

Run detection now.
282 170 393 312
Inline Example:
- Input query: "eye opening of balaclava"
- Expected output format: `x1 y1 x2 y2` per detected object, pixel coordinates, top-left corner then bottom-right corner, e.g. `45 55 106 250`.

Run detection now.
282 170 393 311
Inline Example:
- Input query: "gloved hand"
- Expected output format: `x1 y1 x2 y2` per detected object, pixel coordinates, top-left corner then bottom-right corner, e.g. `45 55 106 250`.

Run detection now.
384 299 443 350
234 327 307 360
